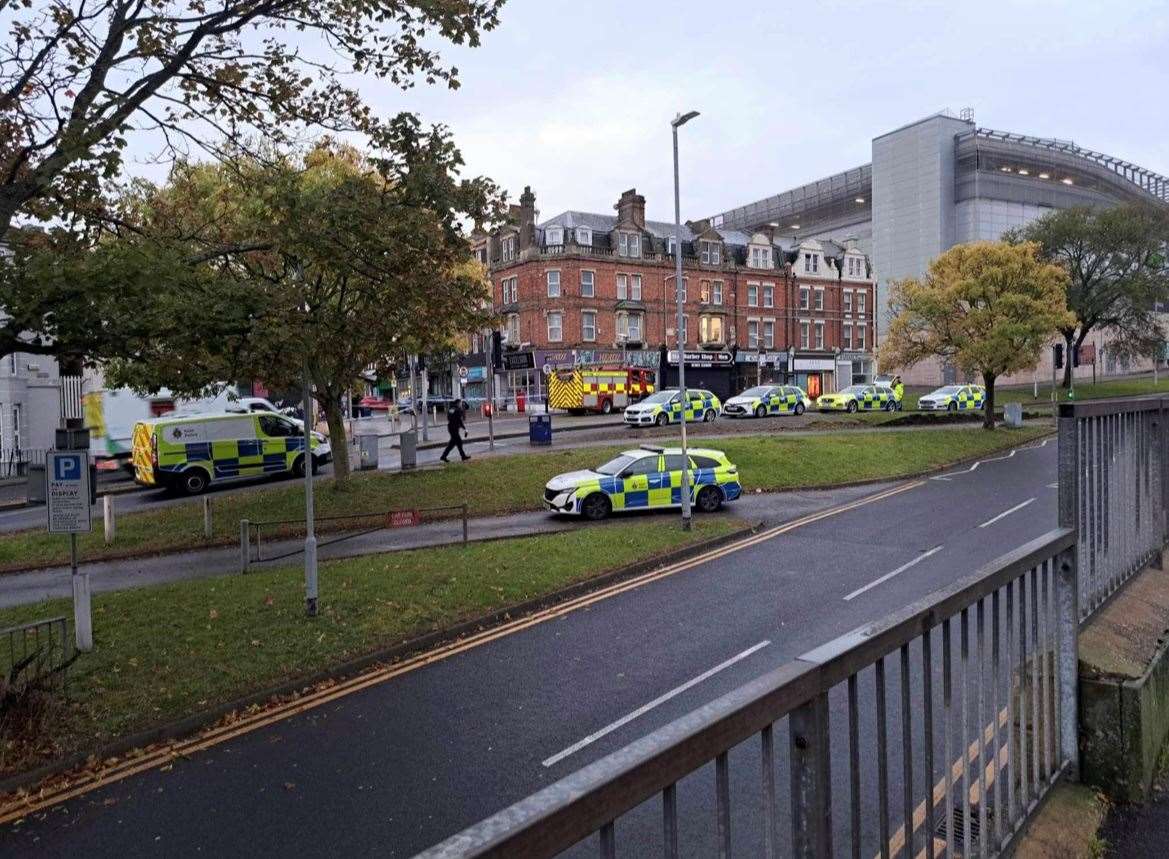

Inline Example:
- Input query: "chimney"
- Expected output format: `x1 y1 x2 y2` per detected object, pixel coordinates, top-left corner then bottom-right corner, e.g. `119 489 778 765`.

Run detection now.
615 188 646 229
686 218 710 235
844 236 859 252
518 186 537 250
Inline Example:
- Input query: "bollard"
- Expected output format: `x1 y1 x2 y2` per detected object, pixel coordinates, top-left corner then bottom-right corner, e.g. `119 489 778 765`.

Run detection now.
103 494 115 545
240 519 250 573
203 496 213 539
462 504 469 544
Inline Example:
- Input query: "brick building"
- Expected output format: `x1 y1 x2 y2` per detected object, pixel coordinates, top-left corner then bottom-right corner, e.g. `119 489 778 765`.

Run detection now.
478 186 877 398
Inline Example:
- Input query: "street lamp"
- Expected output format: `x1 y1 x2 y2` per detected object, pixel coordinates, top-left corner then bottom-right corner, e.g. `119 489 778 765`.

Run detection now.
672 110 699 531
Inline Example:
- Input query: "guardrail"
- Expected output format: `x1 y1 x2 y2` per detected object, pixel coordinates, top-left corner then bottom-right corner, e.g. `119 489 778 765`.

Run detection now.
420 529 1078 858
1 616 73 694
1057 397 1168 620
239 504 469 572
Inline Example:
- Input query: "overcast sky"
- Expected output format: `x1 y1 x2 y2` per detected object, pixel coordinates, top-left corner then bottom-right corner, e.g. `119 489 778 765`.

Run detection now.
130 0 1169 225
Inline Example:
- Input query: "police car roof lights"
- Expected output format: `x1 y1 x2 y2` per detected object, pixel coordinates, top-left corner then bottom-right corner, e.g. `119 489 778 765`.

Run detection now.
639 444 665 453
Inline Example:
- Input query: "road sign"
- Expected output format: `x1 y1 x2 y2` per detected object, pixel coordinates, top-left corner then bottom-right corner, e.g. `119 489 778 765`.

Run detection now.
542 362 552 376
47 451 92 534
458 365 469 382
387 509 420 529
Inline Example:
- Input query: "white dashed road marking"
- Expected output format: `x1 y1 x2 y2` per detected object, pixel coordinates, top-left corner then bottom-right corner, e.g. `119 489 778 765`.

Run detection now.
843 546 945 602
978 497 1036 529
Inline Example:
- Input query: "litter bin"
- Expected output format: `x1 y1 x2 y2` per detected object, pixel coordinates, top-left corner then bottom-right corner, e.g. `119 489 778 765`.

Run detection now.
357 434 379 470
529 414 552 446
399 430 417 469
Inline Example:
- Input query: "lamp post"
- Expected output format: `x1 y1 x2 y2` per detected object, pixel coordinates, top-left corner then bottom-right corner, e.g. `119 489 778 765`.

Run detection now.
672 110 699 532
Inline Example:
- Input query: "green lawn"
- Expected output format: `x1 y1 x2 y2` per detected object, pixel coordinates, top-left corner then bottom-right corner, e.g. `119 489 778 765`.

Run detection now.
0 518 739 774
0 425 1049 571
899 374 1169 412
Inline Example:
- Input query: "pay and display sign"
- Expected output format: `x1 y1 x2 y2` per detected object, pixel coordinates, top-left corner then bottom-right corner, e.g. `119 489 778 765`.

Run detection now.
47 451 92 533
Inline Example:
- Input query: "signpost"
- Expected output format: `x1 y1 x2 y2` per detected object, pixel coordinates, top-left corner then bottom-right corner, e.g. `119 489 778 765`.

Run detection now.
47 449 93 651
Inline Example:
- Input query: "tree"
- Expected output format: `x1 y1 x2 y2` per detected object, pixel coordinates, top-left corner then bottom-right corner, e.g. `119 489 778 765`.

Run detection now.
881 241 1074 428
1008 205 1169 387
0 0 503 236
107 131 500 484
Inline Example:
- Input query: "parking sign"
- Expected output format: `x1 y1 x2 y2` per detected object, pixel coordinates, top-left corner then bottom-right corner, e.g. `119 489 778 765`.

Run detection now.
47 450 92 533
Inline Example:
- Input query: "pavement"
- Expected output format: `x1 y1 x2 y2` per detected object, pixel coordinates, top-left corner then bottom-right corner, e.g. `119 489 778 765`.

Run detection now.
0 434 1060 857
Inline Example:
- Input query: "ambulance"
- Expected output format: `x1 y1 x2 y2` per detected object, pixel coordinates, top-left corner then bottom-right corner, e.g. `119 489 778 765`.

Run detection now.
547 367 655 415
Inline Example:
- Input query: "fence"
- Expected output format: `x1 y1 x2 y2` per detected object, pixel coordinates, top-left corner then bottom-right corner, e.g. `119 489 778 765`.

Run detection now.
0 616 73 694
0 448 47 480
1057 397 1168 620
240 504 469 572
420 530 1078 859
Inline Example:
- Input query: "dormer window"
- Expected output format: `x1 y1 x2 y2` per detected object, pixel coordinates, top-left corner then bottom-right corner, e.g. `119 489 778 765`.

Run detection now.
750 246 772 269
617 232 641 258
803 252 819 274
699 240 721 265
575 227 592 246
502 235 517 262
545 226 563 246
847 256 865 278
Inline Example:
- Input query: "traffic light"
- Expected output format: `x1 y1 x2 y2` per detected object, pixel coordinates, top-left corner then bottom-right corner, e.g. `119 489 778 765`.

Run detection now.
1053 343 1064 369
491 331 503 369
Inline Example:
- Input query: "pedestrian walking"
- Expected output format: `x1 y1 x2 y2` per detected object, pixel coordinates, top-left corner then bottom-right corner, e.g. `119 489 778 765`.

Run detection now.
440 399 470 462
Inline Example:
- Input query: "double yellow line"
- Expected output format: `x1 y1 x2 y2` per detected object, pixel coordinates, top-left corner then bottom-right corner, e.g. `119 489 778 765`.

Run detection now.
0 479 924 825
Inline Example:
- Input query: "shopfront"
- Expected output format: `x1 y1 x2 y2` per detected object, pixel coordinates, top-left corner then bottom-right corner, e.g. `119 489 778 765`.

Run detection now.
734 351 791 392
792 354 839 398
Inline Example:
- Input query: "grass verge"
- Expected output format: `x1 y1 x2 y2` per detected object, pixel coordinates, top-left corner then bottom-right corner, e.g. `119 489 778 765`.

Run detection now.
0 425 1049 571
0 517 740 776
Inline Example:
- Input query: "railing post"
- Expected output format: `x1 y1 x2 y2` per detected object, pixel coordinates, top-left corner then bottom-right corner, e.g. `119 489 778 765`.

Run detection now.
240 519 250 574
1057 405 1079 611
1056 545 1080 779
789 690 832 858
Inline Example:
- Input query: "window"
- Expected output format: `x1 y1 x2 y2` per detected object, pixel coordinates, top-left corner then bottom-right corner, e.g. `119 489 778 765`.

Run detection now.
857 291 867 314
500 277 518 305
545 226 563 246
763 320 775 349
476 246 487 264
700 240 721 265
547 312 563 342
617 312 643 342
617 274 628 300
700 281 710 303
621 456 660 477
751 247 771 269
618 232 641 258
747 284 759 307
700 315 724 345
502 235 516 261
664 454 691 472
11 404 21 450
667 236 677 255
631 274 642 300
800 321 810 349
259 415 296 437
692 454 720 469
506 314 520 343
575 227 592 246
814 321 824 349
799 286 810 310
747 320 759 349
843 323 853 350
804 252 818 273
843 290 853 313
814 288 824 311
763 285 774 308
712 281 723 305
546 270 560 298
580 270 595 298
582 311 596 342
857 323 866 350
671 276 683 302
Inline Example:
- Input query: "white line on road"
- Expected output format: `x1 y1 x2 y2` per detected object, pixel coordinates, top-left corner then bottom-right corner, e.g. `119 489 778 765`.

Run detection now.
541 640 771 768
978 497 1036 528
843 546 945 602
1047 482 1059 489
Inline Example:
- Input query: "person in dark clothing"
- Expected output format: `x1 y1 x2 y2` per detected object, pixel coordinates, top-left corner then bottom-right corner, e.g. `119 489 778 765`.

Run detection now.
440 400 470 462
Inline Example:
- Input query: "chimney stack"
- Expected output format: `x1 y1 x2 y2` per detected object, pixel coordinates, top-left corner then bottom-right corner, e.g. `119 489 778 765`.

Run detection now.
615 188 646 230
518 186 537 250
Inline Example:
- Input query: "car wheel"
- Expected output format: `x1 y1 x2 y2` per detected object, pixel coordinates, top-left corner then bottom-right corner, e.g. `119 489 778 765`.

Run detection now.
695 485 722 513
704 409 717 423
581 493 611 521
754 404 766 418
847 401 858 413
947 402 958 413
292 454 310 478
181 468 209 495
795 402 806 416
885 400 897 412
655 413 668 427
601 399 613 415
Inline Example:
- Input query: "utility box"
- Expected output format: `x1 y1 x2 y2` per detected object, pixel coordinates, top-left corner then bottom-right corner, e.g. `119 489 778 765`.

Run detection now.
357 435 379 471
27 464 46 505
399 430 417 470
529 414 552 446
1004 402 1023 428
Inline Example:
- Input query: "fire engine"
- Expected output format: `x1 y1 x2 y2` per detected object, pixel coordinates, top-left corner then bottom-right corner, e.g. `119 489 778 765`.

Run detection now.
548 367 656 415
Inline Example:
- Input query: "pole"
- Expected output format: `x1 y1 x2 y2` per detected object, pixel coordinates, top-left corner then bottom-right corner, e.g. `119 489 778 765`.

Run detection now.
71 533 92 651
485 331 496 450
673 116 692 532
421 363 430 442
302 362 318 617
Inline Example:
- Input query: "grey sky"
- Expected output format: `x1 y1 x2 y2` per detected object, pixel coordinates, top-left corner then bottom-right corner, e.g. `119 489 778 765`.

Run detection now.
365 0 1168 224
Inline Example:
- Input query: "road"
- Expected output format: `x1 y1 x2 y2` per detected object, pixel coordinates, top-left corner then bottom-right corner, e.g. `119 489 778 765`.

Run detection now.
0 436 1057 857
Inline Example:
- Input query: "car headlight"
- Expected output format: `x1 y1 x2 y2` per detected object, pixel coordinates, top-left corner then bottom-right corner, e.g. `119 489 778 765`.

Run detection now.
312 432 326 442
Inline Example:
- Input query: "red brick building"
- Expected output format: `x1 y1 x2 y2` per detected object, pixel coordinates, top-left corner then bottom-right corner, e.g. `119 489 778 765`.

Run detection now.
478 187 877 396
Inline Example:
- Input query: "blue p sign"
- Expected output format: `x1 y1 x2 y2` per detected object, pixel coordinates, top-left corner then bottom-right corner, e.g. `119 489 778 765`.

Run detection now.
53 454 82 481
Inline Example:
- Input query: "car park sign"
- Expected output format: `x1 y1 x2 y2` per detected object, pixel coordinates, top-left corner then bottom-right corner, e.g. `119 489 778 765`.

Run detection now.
47 450 92 533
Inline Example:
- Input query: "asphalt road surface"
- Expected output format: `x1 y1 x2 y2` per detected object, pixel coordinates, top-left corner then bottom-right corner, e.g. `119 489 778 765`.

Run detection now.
1 437 1058 857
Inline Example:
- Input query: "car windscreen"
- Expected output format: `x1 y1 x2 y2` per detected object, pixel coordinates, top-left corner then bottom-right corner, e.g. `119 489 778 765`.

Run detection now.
741 386 773 398
640 391 676 405
841 386 867 395
595 454 637 476
934 386 963 395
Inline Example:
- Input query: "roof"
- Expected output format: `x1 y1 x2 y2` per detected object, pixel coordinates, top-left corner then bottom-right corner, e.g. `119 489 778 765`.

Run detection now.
539 211 773 248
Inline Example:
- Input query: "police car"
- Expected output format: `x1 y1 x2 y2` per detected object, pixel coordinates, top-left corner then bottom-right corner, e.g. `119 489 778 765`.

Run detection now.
543 445 742 520
918 384 986 412
722 385 812 418
816 384 897 413
622 389 721 427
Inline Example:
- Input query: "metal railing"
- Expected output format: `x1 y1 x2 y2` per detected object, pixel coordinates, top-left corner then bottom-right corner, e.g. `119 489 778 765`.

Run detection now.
0 448 47 479
1057 397 1168 620
1 616 73 694
420 530 1078 858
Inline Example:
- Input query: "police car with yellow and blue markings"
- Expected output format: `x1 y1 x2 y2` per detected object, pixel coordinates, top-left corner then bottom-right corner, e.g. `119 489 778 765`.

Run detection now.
917 384 986 412
722 384 812 418
816 384 897 413
543 445 742 520
622 388 721 427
